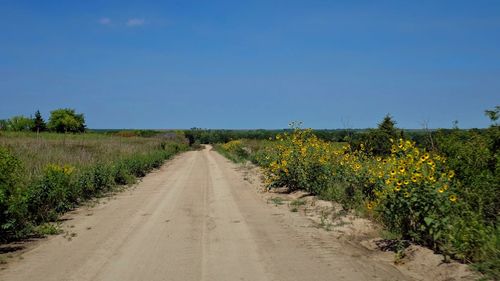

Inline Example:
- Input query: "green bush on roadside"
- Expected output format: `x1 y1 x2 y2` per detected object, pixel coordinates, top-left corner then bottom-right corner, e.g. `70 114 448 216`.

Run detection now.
217 124 499 279
0 147 28 240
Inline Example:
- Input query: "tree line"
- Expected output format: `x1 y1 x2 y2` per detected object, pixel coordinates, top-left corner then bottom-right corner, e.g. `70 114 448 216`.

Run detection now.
0 108 86 133
184 106 499 151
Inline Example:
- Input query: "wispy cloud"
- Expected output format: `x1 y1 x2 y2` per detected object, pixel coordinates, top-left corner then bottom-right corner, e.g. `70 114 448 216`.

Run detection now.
126 18 145 27
98 17 111 25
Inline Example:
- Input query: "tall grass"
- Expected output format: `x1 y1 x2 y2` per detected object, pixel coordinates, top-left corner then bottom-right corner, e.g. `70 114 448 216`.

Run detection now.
0 132 168 180
0 131 188 241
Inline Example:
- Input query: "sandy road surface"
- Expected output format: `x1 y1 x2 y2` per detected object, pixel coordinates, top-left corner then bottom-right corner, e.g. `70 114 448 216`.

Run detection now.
0 146 412 281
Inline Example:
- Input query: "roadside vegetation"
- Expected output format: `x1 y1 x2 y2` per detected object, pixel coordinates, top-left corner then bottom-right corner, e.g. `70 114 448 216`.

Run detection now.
0 109 189 242
216 107 500 280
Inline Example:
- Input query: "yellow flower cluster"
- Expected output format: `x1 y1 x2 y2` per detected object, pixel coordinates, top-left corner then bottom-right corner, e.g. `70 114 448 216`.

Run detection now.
263 129 458 212
222 140 244 152
45 164 75 176
364 139 457 209
263 129 339 191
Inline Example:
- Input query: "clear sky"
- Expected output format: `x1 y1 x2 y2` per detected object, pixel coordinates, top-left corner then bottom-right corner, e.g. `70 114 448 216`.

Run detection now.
1 1 499 129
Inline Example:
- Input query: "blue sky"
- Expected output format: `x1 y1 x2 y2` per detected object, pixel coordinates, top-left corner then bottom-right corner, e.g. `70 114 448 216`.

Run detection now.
0 1 499 129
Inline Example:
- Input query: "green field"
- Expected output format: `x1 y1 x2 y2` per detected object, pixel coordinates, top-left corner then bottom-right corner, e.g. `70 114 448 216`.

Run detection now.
0 131 188 241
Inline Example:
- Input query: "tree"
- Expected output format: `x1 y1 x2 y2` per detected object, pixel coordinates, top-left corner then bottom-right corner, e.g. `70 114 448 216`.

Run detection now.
484 105 499 126
378 114 398 137
31 110 47 133
0 120 8 131
360 114 401 155
8 116 34 132
48 109 86 133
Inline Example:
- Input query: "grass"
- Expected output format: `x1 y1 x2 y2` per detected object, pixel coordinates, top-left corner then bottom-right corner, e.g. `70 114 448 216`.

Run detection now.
34 223 63 236
0 131 170 182
213 143 247 163
319 211 333 231
0 131 189 242
268 197 285 206
289 199 306 212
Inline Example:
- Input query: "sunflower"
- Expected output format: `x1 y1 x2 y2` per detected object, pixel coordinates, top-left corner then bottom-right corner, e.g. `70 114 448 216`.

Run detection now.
438 188 445 193
390 170 397 176
449 194 457 202
394 186 401 192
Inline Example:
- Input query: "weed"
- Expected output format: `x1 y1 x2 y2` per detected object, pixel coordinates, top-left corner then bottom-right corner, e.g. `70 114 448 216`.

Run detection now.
289 199 306 212
34 223 62 236
268 197 285 206
319 211 333 231
290 199 306 207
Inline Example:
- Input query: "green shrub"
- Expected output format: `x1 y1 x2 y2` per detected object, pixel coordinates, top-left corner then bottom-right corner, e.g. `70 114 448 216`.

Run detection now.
27 164 76 222
75 168 97 200
112 162 135 185
217 140 250 163
246 126 498 277
0 146 27 240
91 163 115 193
435 127 499 225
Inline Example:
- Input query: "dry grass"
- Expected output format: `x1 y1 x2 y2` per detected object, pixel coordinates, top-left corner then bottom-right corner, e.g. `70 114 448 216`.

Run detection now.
0 132 165 181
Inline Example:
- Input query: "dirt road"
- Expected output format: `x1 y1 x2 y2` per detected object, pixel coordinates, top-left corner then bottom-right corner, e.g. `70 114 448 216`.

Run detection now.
0 146 412 281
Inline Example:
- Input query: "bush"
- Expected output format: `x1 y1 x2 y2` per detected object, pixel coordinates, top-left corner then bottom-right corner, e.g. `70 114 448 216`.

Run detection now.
75 168 97 200
222 140 249 159
260 129 340 194
112 162 135 185
47 108 86 133
91 163 115 192
248 127 498 277
366 139 457 248
434 127 499 225
0 147 27 240
349 115 402 156
27 164 76 222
